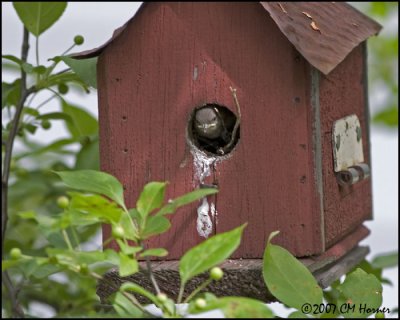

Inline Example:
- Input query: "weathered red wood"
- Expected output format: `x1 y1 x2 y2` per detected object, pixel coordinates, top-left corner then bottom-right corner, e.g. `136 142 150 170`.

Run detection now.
319 44 373 248
98 2 324 258
98 2 372 260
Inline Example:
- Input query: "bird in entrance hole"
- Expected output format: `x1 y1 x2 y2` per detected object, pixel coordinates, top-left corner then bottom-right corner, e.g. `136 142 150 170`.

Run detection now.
193 106 236 154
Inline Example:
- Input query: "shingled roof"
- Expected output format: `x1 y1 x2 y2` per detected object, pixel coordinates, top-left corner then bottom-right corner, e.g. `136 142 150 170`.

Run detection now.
74 2 382 75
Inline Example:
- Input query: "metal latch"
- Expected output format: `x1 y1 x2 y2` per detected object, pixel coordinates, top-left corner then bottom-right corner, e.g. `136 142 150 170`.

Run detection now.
332 114 370 186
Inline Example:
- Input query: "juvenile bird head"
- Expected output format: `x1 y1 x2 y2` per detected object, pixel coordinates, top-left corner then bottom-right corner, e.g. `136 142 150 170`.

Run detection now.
194 107 222 139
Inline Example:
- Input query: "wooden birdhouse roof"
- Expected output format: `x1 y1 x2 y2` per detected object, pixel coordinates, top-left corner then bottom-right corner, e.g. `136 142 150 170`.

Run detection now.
74 2 381 75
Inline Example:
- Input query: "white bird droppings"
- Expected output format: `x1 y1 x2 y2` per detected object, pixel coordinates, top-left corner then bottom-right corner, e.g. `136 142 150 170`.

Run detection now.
190 148 219 238
196 197 213 238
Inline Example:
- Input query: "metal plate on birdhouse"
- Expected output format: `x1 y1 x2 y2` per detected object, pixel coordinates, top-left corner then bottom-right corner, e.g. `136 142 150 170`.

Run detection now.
332 114 364 172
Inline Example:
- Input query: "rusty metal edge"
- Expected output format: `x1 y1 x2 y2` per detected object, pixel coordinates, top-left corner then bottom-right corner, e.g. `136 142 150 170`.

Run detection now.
72 2 382 74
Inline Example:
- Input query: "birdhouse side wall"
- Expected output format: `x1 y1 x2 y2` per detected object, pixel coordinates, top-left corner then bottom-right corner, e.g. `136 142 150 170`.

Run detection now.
319 43 373 248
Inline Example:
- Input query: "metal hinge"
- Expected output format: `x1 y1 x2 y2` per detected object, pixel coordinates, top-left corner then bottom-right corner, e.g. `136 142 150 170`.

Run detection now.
332 114 370 186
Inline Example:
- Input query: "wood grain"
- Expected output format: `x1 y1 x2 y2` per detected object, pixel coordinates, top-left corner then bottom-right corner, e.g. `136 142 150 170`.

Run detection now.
319 44 373 247
97 3 371 259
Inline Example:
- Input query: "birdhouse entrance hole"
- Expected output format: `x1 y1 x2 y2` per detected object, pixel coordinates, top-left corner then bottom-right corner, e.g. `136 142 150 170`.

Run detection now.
187 104 240 156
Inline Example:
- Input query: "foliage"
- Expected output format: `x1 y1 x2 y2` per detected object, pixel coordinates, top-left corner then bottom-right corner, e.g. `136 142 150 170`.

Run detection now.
352 2 398 128
3 169 394 318
2 2 398 318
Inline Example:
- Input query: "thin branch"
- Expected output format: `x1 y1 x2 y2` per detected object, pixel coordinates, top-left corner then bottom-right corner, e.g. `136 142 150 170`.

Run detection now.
177 284 185 304
2 27 35 319
35 35 40 66
183 278 212 303
2 28 35 251
140 241 161 295
2 272 25 318
219 86 242 154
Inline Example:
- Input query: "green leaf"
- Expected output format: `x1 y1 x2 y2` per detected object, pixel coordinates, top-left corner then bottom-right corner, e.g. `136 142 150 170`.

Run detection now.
156 188 218 216
69 192 124 224
190 297 274 318
137 182 166 219
336 268 382 318
2 82 15 108
2 54 23 65
46 249 106 266
59 56 97 88
2 259 21 271
61 100 98 139
36 112 74 124
288 311 310 318
116 240 142 256
140 248 168 258
21 62 34 73
112 292 144 318
119 253 139 277
371 251 398 269
22 107 40 117
120 282 158 305
117 211 139 241
140 215 171 239
22 123 38 134
31 263 62 279
42 71 89 92
13 2 67 36
75 137 99 170
262 231 323 310
14 138 77 160
2 80 20 108
373 106 398 127
56 170 127 211
179 224 246 285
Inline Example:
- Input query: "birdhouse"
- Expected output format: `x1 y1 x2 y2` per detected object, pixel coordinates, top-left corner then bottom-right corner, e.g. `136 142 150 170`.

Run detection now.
75 2 381 300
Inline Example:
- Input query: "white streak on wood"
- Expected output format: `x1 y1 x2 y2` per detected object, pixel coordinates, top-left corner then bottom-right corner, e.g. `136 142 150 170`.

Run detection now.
197 197 213 238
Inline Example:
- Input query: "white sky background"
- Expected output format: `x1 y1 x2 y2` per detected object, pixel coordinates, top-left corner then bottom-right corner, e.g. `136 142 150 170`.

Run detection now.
2 2 398 318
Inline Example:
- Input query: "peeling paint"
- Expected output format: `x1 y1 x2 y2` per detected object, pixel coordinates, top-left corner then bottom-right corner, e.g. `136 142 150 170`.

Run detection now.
356 126 362 142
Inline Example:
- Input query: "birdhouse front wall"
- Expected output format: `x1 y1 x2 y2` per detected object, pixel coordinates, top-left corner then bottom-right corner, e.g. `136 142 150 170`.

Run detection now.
97 2 372 260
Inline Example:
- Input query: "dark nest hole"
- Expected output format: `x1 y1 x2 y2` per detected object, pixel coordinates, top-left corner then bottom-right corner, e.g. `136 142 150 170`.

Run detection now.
187 103 240 156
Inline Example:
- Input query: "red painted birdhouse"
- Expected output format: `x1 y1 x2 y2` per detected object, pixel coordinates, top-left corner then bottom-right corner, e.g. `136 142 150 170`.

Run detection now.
75 2 382 294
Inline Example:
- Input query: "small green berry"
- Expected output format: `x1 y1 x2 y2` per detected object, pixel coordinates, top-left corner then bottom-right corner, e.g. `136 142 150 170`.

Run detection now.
210 267 224 281
112 225 125 239
58 83 69 95
10 248 22 260
79 136 91 146
41 120 51 130
194 298 207 309
34 65 46 74
375 312 385 319
49 256 58 264
80 263 89 275
157 293 168 303
57 196 70 209
74 35 84 45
